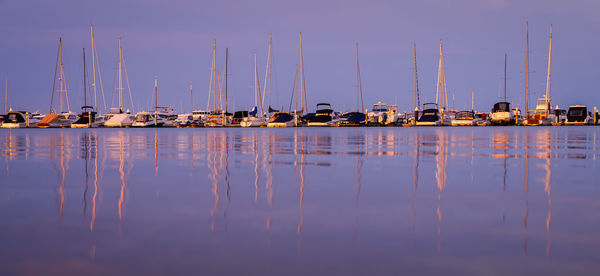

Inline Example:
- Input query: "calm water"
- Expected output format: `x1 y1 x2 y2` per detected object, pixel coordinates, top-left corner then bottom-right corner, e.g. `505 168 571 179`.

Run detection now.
1 127 599 275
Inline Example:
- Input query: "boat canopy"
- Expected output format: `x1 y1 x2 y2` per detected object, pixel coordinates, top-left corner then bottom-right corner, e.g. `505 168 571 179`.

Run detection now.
492 102 511 113
567 106 588 122
455 111 475 120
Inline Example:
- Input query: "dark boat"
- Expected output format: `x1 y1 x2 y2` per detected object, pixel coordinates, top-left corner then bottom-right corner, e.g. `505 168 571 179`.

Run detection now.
337 112 365 127
305 103 335 126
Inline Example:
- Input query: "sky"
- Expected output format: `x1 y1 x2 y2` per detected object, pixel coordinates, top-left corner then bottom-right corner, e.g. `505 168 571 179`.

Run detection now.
1 0 599 114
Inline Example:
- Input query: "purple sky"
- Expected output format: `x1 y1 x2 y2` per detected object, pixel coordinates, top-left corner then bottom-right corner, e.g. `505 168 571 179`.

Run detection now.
1 0 599 113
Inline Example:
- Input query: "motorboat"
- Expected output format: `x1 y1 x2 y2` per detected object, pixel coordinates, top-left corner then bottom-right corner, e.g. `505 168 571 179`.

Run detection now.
451 111 476 126
132 110 174 127
175 113 194 127
564 105 593 125
337 112 366 127
416 103 442 126
367 102 401 126
305 103 337 126
71 106 103 128
490 102 515 126
1 110 29 128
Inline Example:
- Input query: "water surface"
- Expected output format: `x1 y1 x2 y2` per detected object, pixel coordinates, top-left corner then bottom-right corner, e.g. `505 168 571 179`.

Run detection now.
1 127 599 275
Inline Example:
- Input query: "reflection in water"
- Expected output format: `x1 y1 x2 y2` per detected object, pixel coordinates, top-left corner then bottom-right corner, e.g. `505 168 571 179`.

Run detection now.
1 127 600 275
435 130 447 253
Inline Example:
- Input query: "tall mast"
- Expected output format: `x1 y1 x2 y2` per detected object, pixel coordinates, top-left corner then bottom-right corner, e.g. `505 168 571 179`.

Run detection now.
545 24 553 110
190 82 193 113
299 32 307 112
118 37 123 111
355 42 364 112
413 43 420 109
207 39 216 112
254 52 264 116
83 48 87 108
471 90 474 111
263 34 272 112
59 38 63 113
356 42 359 112
154 76 158 112
225 47 228 113
504 53 507 102
525 22 529 118
436 40 447 112
91 25 97 110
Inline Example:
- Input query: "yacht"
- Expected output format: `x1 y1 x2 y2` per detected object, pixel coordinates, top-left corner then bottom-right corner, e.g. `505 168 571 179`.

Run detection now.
451 111 476 126
416 103 442 126
367 102 392 126
490 102 515 126
564 105 593 125
337 112 366 127
132 112 168 127
175 113 194 127
1 110 29 128
305 103 337 126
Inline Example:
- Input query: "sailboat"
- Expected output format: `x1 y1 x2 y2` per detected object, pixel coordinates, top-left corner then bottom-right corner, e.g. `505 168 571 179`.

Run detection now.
524 24 555 126
133 77 175 127
490 54 516 125
339 42 366 127
241 52 268 127
268 33 305 128
72 48 102 128
37 38 77 128
104 37 135 127
416 41 448 126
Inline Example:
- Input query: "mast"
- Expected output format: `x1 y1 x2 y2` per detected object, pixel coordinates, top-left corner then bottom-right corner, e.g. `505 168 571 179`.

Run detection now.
90 25 97 111
545 24 553 110
413 43 420 109
83 48 87 108
225 47 228 113
299 32 307 112
525 22 529 118
471 90 474 111
154 76 158 112
50 39 60 114
356 42 364 112
263 34 272 113
118 37 123 111
436 40 447 112
190 82 193 113
59 38 63 113
504 53 507 102
207 39 216 112
254 52 264 116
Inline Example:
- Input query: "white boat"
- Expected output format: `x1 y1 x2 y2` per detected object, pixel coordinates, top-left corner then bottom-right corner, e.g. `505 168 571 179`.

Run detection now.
132 109 175 127
451 111 476 126
175 113 194 127
564 105 593 125
104 108 133 127
490 102 515 126
367 102 400 126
